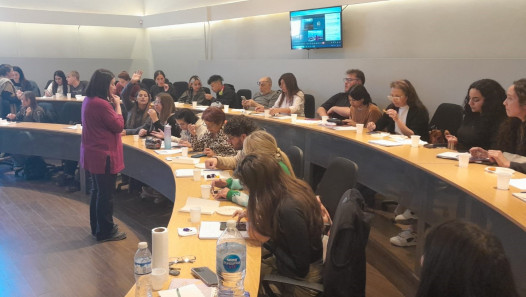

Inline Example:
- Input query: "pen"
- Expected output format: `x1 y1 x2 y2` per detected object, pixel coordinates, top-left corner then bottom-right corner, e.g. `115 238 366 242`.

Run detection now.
176 287 181 297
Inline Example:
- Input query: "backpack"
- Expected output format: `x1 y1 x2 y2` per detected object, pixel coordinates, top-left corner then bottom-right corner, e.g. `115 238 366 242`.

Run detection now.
23 156 48 180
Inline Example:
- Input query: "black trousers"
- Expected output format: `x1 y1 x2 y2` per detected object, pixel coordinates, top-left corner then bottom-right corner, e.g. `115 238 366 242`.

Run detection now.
89 157 117 240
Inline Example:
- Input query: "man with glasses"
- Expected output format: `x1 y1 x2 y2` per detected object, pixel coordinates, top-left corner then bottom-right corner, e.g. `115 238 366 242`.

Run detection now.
317 69 365 120
241 76 280 110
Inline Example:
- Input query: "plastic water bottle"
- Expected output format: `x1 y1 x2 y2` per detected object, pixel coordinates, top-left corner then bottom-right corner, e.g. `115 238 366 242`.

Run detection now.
216 220 247 297
164 124 171 149
134 242 152 297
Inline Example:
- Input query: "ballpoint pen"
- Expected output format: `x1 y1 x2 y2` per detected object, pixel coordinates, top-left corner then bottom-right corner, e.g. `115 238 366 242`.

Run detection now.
176 287 181 297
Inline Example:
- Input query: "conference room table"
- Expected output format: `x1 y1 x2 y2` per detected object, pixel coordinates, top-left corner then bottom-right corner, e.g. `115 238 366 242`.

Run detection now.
1 105 526 295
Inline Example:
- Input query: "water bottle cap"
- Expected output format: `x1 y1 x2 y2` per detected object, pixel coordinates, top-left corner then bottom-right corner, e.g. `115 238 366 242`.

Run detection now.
138 242 148 249
226 220 236 228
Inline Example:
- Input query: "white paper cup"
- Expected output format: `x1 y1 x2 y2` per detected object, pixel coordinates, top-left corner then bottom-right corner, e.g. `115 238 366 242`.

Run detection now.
133 135 139 143
458 153 470 168
496 171 512 190
190 206 201 223
410 135 421 148
75 95 83 100
75 124 81 130
67 93 71 99
321 115 328 125
192 101 197 108
55 93 61 99
264 110 270 118
201 184 211 199
193 169 201 181
141 139 146 146
291 114 298 124
356 124 364 134
223 105 229 113
181 147 188 157
151 268 167 291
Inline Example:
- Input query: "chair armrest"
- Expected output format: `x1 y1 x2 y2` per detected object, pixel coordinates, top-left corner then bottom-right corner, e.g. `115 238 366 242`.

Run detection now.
261 273 323 297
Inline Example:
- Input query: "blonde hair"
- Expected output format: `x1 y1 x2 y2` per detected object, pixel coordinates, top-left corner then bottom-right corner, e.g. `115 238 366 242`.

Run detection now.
243 130 295 178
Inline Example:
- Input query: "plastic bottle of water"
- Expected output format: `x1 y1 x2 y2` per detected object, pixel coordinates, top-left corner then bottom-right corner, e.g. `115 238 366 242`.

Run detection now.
164 124 171 149
216 220 247 297
134 242 152 297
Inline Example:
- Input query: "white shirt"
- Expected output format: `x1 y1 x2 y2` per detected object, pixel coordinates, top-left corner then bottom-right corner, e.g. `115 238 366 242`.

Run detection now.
394 106 409 135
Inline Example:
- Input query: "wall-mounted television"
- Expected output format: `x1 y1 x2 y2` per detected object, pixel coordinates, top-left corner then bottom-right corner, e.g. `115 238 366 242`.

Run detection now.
290 6 343 50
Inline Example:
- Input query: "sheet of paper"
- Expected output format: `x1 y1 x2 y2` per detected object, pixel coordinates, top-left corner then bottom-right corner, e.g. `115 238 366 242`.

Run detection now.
168 279 216 297
368 140 404 147
155 149 182 155
328 126 356 131
436 152 460 160
273 115 291 120
166 157 199 165
179 197 220 215
198 221 249 239
159 284 207 297
509 178 526 190
295 119 321 125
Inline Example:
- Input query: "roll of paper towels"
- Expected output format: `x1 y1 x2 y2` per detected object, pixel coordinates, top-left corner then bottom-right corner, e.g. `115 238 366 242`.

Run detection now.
152 227 169 272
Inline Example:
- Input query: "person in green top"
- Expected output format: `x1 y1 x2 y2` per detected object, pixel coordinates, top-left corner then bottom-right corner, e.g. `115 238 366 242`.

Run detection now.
211 130 294 207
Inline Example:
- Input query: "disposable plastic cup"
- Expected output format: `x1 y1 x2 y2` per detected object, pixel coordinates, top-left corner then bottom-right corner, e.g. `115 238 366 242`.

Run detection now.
411 135 421 148
200 184 211 199
496 170 513 190
181 147 188 157
55 93 61 99
291 114 298 124
458 153 470 168
151 268 167 291
223 105 229 113
356 124 364 134
193 169 201 181
264 110 270 118
190 206 201 223
321 116 328 125
192 101 197 108
133 135 139 143
67 93 71 99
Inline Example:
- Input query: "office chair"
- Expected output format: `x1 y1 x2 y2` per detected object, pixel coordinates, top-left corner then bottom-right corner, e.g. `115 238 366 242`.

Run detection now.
429 103 463 135
172 81 188 100
203 87 211 94
315 157 358 219
285 145 304 179
304 94 316 118
29 80 41 97
236 89 252 100
141 78 155 91
262 188 370 297
58 102 82 124
44 79 53 91
38 102 57 123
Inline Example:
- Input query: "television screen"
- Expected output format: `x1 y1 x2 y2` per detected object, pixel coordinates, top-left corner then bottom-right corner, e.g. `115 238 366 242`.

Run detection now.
290 6 343 50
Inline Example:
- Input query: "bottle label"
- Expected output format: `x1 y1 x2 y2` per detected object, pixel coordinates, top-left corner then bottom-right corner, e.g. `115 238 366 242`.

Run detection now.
222 254 241 273
135 261 152 275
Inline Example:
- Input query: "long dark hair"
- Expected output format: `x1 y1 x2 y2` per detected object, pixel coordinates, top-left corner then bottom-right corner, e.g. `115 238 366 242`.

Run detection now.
12 66 31 91
127 88 151 128
416 220 518 297
175 108 198 124
277 73 301 106
22 91 37 110
156 92 175 124
85 69 115 100
52 70 68 95
497 79 526 154
234 154 322 245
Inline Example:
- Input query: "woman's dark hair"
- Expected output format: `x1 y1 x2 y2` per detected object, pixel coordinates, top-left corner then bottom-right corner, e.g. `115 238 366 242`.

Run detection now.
390 79 428 113
234 153 322 245
0 64 12 77
348 84 372 105
277 73 301 106
463 79 506 115
175 108 198 124
127 88 151 128
496 79 526 154
416 220 518 297
156 92 175 124
52 70 68 95
22 91 37 110
12 66 31 91
202 107 225 126
154 70 166 83
85 69 115 100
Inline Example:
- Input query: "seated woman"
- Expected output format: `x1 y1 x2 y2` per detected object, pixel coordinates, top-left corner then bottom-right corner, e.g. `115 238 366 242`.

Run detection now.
7 91 44 122
258 73 304 116
173 108 207 146
416 220 518 297
190 107 236 157
44 70 68 97
178 75 208 105
211 130 295 207
470 79 526 173
121 71 151 135
367 79 429 140
149 70 178 100
446 79 506 151
12 66 39 95
342 84 382 126
116 71 140 101
138 92 181 139
235 154 323 296
0 64 19 118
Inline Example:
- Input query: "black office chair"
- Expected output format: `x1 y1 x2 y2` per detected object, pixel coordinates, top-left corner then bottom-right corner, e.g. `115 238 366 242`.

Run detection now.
223 83 242 108
285 145 304 179
304 94 316 119
203 87 211 94
58 102 82 124
38 103 57 123
172 81 188 100
141 78 155 91
429 103 463 135
262 188 370 297
237 89 252 100
315 157 358 220
29 80 41 97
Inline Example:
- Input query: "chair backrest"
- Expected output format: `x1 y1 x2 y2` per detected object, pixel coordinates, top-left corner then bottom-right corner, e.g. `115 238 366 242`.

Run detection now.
315 157 358 219
141 78 155 91
285 145 304 179
44 79 53 91
323 188 370 297
304 94 315 118
237 89 252 100
38 102 57 123
203 87 211 94
28 80 41 97
429 103 464 135
59 102 82 124
224 83 242 108
172 81 188 100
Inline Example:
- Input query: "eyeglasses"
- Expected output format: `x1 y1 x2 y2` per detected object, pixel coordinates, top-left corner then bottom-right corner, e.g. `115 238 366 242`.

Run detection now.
343 78 360 83
387 95 402 101
169 255 196 265
257 81 270 86
153 100 160 105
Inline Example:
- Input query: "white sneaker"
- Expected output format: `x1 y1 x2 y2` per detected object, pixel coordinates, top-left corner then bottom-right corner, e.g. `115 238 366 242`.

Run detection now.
394 209 418 225
390 230 417 247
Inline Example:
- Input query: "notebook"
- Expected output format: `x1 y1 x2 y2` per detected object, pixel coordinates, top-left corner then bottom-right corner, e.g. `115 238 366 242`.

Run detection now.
179 198 220 215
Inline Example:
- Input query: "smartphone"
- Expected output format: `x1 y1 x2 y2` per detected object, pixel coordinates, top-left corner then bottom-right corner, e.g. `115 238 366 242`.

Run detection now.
191 153 207 158
220 221 247 231
191 266 218 286
241 96 246 101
